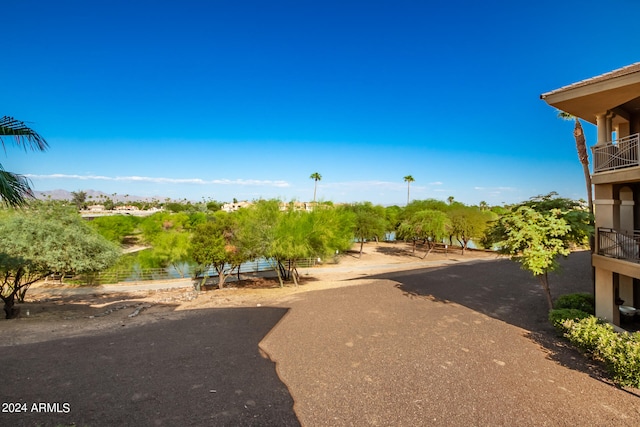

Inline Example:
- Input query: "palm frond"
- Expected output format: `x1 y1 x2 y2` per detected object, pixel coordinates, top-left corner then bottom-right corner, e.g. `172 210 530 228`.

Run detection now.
0 165 34 207
556 110 574 121
0 116 48 152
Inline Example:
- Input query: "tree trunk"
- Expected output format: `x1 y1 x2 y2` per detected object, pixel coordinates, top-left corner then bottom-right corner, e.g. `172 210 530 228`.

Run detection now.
359 240 364 258
538 272 554 311
421 244 434 259
290 261 299 287
574 119 593 219
457 237 467 255
275 260 285 287
214 264 226 289
2 293 20 319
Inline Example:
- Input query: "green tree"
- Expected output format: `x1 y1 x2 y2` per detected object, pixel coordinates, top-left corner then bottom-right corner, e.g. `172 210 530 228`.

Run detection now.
403 199 449 217
269 206 354 286
137 212 203 276
310 172 322 203
89 215 139 244
141 231 192 277
236 200 354 287
71 190 88 210
103 197 115 211
397 209 449 258
384 205 402 238
190 211 245 289
0 206 120 318
403 175 415 205
447 206 492 254
518 192 592 246
488 195 592 310
0 116 48 207
344 202 387 257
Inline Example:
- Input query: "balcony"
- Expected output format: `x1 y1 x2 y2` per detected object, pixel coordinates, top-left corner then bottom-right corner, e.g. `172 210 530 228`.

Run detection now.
597 227 640 263
592 133 640 173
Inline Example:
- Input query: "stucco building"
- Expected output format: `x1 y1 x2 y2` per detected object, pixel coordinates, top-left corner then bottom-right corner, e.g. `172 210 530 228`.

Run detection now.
541 62 640 327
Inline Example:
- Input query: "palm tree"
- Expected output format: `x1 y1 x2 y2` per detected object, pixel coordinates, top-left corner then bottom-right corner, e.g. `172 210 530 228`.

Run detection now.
0 116 48 207
310 172 322 203
558 111 593 217
403 175 414 205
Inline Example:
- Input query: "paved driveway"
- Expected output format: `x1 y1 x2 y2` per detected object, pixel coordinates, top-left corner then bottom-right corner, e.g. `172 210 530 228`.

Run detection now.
3 252 639 426
261 251 640 426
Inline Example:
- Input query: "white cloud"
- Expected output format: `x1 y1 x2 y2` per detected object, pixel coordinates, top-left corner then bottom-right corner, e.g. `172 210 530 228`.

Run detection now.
25 174 290 187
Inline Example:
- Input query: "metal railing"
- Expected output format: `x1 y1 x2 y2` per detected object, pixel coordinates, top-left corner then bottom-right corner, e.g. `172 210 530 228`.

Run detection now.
597 228 640 263
592 133 640 173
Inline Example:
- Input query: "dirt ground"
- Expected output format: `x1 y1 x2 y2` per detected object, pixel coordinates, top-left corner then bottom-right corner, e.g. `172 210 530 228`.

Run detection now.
1 242 497 346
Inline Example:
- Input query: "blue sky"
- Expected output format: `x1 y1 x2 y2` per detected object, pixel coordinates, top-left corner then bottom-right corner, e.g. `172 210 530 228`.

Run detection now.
4 0 640 206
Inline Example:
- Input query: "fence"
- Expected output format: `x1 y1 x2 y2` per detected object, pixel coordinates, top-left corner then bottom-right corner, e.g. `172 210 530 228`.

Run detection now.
592 133 640 173
597 228 640 263
69 257 323 285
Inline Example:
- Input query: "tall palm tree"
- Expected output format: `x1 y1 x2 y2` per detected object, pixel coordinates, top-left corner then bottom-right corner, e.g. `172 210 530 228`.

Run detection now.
558 111 593 218
310 172 322 203
403 175 414 205
0 116 48 207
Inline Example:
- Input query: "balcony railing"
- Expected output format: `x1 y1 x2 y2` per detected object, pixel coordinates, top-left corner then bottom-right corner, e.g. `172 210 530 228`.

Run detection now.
597 227 640 263
592 133 640 173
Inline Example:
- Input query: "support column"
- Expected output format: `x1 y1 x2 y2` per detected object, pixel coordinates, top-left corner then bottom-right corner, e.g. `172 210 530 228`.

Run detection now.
594 184 620 231
620 275 634 308
595 268 620 325
596 112 609 145
617 122 631 139
619 187 635 309
619 188 634 233
606 111 615 141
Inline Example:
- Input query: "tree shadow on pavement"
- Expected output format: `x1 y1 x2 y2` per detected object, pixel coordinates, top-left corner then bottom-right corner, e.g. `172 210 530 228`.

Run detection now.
369 251 609 381
0 307 300 427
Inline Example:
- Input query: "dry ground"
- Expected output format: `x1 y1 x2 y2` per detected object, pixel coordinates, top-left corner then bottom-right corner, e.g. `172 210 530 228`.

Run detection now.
1 242 496 346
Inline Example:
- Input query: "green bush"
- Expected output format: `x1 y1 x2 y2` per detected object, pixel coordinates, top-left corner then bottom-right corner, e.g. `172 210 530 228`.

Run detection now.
562 316 640 388
562 316 607 353
554 293 595 314
548 308 592 333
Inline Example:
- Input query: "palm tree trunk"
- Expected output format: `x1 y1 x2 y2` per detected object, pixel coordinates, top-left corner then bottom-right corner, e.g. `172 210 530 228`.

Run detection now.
313 181 317 203
574 119 593 217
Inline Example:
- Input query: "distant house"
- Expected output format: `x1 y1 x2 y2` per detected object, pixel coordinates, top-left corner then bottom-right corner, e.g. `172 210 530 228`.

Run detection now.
221 201 252 212
279 201 313 212
86 204 106 212
541 62 640 327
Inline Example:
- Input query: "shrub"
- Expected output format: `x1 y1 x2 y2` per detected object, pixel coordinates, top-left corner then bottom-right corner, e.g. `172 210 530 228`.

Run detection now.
561 316 640 388
554 293 595 314
563 316 609 353
548 308 592 333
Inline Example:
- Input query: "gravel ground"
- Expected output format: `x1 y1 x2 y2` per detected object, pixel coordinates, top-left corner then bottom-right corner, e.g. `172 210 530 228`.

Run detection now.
1 247 638 426
261 251 640 426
